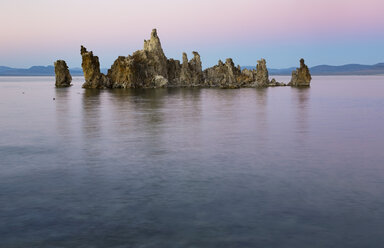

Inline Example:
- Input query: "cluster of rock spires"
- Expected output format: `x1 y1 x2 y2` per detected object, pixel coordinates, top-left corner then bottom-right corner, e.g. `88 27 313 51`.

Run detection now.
54 29 311 88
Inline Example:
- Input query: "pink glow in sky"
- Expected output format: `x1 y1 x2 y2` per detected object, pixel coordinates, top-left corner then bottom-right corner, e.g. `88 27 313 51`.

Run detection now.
0 0 383 68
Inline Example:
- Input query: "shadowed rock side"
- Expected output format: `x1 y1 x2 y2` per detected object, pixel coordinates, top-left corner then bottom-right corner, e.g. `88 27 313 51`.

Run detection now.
289 59 312 87
54 60 72 87
80 29 310 89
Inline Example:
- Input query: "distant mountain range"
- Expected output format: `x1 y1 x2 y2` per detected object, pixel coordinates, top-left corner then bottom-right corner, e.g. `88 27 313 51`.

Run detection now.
0 66 108 76
244 63 384 75
1 63 384 76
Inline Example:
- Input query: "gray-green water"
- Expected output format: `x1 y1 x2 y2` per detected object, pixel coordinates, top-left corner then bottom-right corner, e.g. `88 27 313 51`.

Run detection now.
1 76 384 247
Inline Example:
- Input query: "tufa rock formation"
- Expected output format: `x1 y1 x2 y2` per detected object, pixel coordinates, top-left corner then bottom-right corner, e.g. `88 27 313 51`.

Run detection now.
107 29 169 88
180 52 204 86
54 60 72 87
204 58 243 88
269 78 286 87
81 46 111 89
255 59 270 87
79 29 310 89
241 59 285 87
289 59 312 87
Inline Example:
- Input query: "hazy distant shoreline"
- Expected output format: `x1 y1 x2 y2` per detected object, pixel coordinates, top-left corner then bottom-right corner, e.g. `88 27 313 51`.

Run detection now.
243 62 384 76
1 63 384 76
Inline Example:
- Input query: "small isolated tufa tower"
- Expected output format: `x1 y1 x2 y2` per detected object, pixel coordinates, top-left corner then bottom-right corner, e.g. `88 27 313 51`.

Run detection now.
54 60 72 87
289 58 312 87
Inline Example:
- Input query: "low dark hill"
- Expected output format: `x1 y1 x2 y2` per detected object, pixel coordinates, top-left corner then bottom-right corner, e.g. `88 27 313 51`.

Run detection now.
310 63 384 75
242 63 384 75
0 66 108 76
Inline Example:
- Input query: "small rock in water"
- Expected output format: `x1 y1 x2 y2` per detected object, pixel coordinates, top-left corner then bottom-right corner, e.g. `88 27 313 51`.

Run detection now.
289 58 312 87
54 60 72 87
53 98 55 100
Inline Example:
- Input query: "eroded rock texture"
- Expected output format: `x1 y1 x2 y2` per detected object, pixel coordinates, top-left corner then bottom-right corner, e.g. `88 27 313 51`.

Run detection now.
54 60 72 87
179 52 204 86
204 59 244 88
269 78 287 87
81 46 110 89
255 59 270 87
80 29 310 89
289 59 312 87
106 29 170 88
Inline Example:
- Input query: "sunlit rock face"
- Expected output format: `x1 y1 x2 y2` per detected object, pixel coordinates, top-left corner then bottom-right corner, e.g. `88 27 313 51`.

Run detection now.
289 59 312 87
107 29 169 88
54 60 72 87
80 46 110 89
80 29 310 89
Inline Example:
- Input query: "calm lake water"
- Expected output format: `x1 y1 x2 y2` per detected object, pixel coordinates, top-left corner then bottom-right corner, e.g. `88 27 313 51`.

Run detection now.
1 76 384 247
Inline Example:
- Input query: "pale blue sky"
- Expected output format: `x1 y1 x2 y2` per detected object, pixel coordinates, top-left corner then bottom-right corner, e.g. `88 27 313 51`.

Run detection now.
0 0 383 68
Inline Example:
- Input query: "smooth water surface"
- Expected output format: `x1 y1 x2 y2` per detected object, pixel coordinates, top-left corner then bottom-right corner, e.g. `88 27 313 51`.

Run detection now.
1 76 384 247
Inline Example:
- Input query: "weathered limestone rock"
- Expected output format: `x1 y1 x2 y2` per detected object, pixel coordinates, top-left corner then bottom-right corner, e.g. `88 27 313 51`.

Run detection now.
81 46 110 89
179 52 204 86
167 58 182 86
78 29 309 89
269 78 287 87
238 59 271 87
143 28 168 79
204 58 244 88
153 75 168 87
144 29 166 58
255 59 269 87
289 58 311 87
179 53 191 85
54 60 72 87
241 68 255 80
107 29 169 88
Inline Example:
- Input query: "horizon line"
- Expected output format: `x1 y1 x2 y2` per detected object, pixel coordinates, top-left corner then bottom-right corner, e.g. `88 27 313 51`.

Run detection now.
2 61 384 70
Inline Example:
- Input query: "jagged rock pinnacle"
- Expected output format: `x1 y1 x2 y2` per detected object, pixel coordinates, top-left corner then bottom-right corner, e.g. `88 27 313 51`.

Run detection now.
151 28 158 38
255 59 269 87
144 28 165 58
80 46 110 89
182 53 188 66
80 45 87 55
